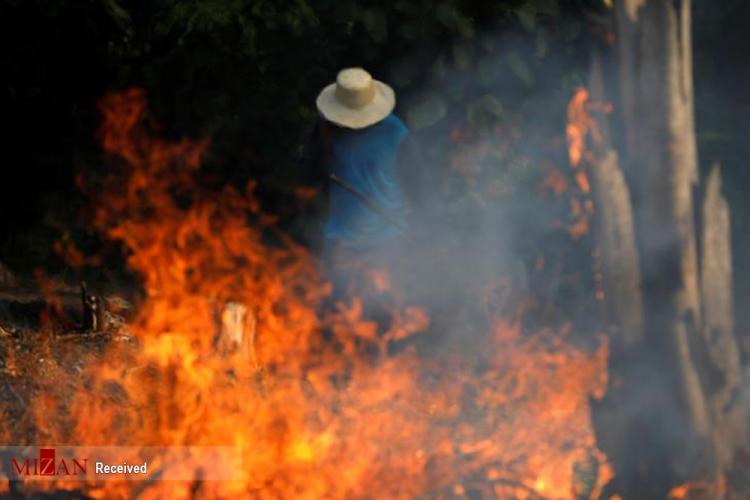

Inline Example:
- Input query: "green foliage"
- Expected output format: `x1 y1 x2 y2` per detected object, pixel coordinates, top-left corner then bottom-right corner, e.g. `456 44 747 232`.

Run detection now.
158 0 586 219
1 0 599 265
506 50 536 87
466 94 503 132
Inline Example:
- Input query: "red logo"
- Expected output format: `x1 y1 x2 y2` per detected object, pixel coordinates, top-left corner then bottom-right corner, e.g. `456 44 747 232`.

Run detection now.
10 448 88 477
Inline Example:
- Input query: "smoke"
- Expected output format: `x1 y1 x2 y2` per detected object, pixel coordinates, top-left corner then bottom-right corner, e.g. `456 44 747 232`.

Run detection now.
303 17 750 494
286 30 617 495
308 29 596 347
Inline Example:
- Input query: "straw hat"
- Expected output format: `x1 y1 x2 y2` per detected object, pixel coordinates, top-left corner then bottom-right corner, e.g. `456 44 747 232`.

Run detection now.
316 68 395 129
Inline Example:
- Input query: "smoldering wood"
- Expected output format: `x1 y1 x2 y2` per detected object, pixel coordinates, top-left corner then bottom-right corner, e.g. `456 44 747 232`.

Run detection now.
216 302 265 393
627 0 710 447
216 301 259 369
698 163 745 468
587 53 645 352
0 271 131 337
587 51 650 498
81 281 107 332
610 0 723 495
80 281 131 333
586 147 649 496
590 149 644 348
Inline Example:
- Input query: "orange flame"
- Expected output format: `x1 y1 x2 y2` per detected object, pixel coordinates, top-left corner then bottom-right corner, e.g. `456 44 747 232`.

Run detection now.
560 87 608 241
566 88 595 168
667 478 725 499
8 89 610 499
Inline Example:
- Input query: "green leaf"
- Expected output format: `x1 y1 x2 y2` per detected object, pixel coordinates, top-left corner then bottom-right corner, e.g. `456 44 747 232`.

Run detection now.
407 92 447 129
515 0 558 33
535 31 548 59
529 0 559 16
446 82 466 103
394 0 418 15
435 2 474 38
399 22 417 42
482 95 504 118
515 5 536 32
101 0 134 36
435 3 456 29
390 58 419 88
454 15 475 39
506 51 535 87
452 42 473 70
477 56 502 87
478 34 496 53
561 19 582 41
466 95 503 131
362 8 388 43
431 54 448 81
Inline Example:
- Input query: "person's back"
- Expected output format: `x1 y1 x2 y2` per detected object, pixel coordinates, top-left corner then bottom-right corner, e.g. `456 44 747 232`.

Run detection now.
325 113 408 247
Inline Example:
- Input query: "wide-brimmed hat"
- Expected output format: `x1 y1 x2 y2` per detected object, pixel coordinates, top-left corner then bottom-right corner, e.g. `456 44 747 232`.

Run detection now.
316 68 395 129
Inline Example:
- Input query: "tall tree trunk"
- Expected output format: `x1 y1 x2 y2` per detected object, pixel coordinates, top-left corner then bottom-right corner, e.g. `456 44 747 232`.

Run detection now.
587 54 644 354
586 52 652 499
611 0 725 495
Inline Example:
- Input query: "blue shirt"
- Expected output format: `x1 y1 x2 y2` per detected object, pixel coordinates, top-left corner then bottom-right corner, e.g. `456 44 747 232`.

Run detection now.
325 114 408 248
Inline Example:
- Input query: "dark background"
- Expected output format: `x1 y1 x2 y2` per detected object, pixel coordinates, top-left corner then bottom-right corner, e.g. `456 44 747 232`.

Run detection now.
1 0 749 333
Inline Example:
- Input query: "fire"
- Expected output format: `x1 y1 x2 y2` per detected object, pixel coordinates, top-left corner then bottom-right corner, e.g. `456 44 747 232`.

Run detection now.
566 88 595 169
5 89 610 499
667 481 722 499
554 87 610 241
566 86 611 166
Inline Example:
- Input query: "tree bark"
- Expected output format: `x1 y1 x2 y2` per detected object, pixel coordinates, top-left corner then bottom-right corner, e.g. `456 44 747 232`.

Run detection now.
612 0 723 495
588 54 645 353
216 301 258 369
699 163 745 468
586 52 652 499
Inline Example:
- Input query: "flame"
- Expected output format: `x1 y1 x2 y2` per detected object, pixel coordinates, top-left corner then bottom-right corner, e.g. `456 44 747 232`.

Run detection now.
292 185 319 204
558 88 610 241
5 89 611 499
566 86 611 166
566 88 594 169
667 478 725 499
53 233 101 268
541 90 594 240
541 163 569 196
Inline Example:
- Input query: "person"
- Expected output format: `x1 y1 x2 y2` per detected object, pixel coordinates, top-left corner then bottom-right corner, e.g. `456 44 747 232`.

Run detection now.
305 67 424 303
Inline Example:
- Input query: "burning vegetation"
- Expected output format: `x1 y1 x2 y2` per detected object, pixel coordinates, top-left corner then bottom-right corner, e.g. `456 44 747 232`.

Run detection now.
0 89 612 499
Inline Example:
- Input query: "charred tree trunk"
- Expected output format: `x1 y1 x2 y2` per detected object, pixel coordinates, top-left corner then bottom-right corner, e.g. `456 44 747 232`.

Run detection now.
615 0 715 493
601 0 746 496
587 54 645 354
586 52 651 499
698 164 744 469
